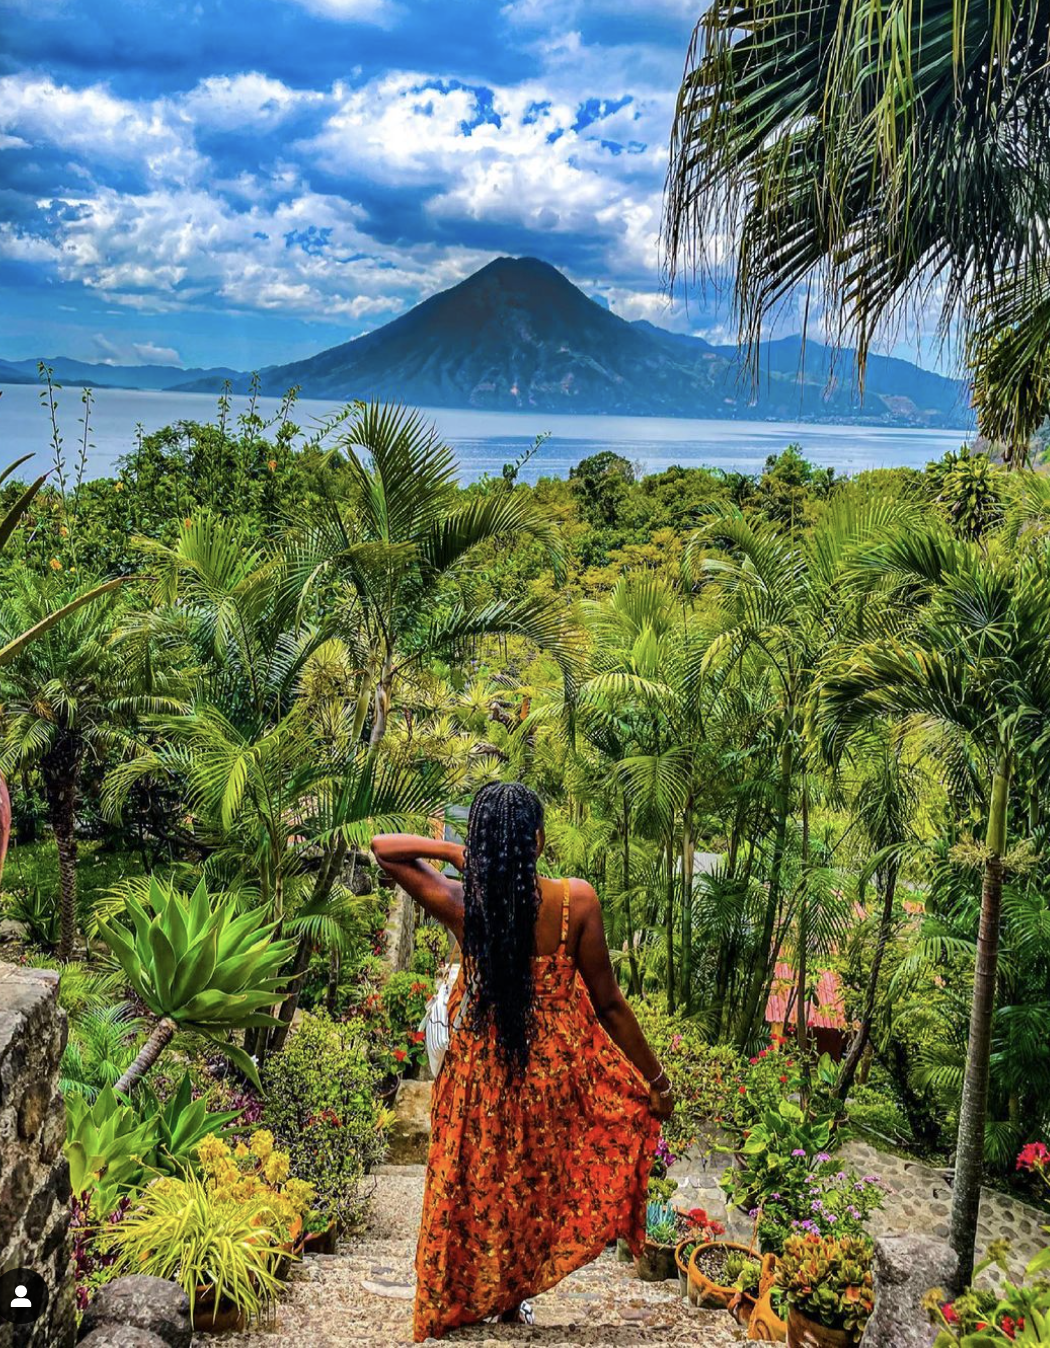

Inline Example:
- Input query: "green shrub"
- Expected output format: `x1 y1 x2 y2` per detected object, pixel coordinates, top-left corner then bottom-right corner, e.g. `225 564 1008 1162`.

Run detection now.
846 1083 910 1144
261 1011 388 1232
383 970 434 1033
632 1002 743 1156
411 925 450 978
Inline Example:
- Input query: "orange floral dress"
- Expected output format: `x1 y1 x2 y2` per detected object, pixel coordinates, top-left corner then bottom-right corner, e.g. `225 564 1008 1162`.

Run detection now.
413 880 660 1341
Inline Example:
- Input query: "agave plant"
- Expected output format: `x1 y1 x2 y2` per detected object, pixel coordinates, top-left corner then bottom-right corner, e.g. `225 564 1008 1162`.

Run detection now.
138 1072 241 1176
65 1085 154 1214
98 876 295 1092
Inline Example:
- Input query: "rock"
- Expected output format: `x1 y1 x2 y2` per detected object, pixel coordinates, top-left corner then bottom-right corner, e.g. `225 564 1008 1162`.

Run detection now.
0 963 74 1347
78 1329 171 1348
79 1276 191 1348
387 1079 432 1165
0 918 28 941
860 1234 958 1348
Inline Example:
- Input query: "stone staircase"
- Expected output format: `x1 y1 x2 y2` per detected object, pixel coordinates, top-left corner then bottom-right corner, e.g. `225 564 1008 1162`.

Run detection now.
215 1163 746 1347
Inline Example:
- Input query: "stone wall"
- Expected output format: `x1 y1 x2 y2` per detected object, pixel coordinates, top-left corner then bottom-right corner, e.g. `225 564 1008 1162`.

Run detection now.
0 962 74 1348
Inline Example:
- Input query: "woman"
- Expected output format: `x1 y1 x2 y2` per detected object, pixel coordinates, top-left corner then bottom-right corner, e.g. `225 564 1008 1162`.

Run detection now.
372 781 675 1341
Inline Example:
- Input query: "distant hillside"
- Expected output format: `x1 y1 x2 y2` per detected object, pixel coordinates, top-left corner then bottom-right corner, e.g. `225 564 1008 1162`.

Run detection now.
171 257 969 427
4 259 972 428
0 357 242 392
0 361 38 385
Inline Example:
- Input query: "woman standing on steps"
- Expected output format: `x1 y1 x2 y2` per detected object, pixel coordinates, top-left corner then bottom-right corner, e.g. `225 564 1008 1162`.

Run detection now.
372 781 674 1342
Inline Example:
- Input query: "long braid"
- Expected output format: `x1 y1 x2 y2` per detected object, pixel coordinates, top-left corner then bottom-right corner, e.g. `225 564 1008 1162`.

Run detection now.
461 781 544 1077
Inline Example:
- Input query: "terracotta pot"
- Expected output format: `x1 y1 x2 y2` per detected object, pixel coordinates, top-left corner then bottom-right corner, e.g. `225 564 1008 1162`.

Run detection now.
730 1291 758 1327
687 1240 757 1309
785 1307 853 1348
674 1239 695 1299
301 1221 338 1255
191 1288 247 1333
743 1253 786 1341
634 1240 677 1282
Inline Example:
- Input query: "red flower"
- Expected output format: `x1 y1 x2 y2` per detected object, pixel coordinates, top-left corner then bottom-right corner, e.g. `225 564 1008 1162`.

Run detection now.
1017 1141 1050 1171
408 1030 426 1044
942 1303 959 1324
738 1086 747 1095
779 1075 788 1084
394 1049 407 1063
1001 1315 1017 1339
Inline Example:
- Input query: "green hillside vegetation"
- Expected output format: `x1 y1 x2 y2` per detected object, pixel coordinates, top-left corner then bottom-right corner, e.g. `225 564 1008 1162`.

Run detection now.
4 383 1050 1327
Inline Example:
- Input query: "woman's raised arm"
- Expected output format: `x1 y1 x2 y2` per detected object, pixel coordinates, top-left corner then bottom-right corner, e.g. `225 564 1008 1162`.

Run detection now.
370 833 466 942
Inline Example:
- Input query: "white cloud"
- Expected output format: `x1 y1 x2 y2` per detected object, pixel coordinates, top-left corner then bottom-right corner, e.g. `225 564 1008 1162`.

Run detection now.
91 334 183 366
0 75 202 182
177 73 325 130
282 0 397 24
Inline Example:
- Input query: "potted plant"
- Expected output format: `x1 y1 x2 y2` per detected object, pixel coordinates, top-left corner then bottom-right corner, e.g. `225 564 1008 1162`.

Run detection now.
674 1208 726 1299
104 1171 289 1331
635 1202 681 1281
775 1233 874 1347
688 1236 760 1309
726 1249 764 1327
748 1253 788 1342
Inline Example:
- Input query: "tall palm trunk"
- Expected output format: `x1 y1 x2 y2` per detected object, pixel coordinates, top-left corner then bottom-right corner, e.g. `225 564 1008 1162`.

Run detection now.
950 756 1011 1286
622 796 641 996
270 836 349 1052
795 782 810 1094
369 655 395 747
835 858 898 1103
41 732 84 962
681 797 695 1013
665 838 676 1014
114 1016 176 1094
737 736 792 1047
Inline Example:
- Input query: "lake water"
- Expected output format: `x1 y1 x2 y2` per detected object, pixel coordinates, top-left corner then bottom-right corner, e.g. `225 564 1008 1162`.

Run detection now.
0 382 974 483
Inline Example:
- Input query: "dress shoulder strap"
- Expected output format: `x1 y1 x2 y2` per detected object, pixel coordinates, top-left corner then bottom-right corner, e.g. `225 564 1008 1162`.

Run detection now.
559 877 571 949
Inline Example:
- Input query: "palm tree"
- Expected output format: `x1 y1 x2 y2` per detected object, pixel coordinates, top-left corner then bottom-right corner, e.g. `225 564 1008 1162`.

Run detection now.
686 499 900 1047
285 402 579 746
664 0 1050 459
818 522 1050 1280
105 516 450 1054
0 571 163 959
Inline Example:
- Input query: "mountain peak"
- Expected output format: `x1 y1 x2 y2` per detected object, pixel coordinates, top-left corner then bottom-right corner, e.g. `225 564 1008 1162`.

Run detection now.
166 255 966 427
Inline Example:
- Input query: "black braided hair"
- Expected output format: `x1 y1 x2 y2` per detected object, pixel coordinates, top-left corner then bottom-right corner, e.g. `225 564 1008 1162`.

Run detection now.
461 781 545 1078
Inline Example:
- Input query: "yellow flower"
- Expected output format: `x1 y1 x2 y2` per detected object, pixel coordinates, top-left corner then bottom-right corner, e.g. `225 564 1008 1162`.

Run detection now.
267 459 277 471
197 1135 229 1167
264 1152 290 1185
183 517 192 529
114 481 124 492
60 526 69 537
234 1142 249 1158
49 558 62 571
249 1129 274 1161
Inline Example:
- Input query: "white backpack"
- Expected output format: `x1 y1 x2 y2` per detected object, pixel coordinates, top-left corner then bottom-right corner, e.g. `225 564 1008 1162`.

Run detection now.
420 962 468 1077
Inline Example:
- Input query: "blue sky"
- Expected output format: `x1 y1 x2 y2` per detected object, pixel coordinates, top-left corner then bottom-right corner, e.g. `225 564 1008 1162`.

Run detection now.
0 0 942 372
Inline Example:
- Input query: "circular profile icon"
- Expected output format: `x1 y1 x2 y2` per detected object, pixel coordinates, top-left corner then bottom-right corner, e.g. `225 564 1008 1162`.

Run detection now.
0 1267 48 1326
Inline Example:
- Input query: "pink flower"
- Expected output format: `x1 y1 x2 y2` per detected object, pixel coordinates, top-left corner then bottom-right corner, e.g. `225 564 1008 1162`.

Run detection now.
1017 1142 1050 1171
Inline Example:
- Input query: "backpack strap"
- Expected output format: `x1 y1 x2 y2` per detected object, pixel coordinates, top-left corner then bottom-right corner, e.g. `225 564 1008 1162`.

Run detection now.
559 878 571 950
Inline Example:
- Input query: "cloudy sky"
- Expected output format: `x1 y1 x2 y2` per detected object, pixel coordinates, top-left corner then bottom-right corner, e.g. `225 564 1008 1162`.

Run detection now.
1 0 942 374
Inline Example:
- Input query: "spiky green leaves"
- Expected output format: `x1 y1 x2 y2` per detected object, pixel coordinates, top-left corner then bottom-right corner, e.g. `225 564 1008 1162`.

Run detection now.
99 876 295 1081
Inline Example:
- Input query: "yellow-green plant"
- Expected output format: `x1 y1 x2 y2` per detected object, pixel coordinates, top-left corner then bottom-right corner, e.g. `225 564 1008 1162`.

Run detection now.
64 1086 153 1214
105 1170 287 1322
98 876 295 1091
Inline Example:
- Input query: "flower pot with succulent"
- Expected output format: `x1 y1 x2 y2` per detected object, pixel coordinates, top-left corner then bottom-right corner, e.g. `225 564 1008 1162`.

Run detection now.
675 1208 727 1302
776 1233 874 1347
747 1254 787 1342
688 1239 759 1309
635 1202 681 1282
727 1249 764 1327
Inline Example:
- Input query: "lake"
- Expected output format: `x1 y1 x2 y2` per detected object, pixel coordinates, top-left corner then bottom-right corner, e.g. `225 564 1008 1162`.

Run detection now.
0 382 974 483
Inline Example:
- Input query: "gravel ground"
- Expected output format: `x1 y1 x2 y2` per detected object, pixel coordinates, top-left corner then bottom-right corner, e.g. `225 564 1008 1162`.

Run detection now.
214 1165 746 1347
